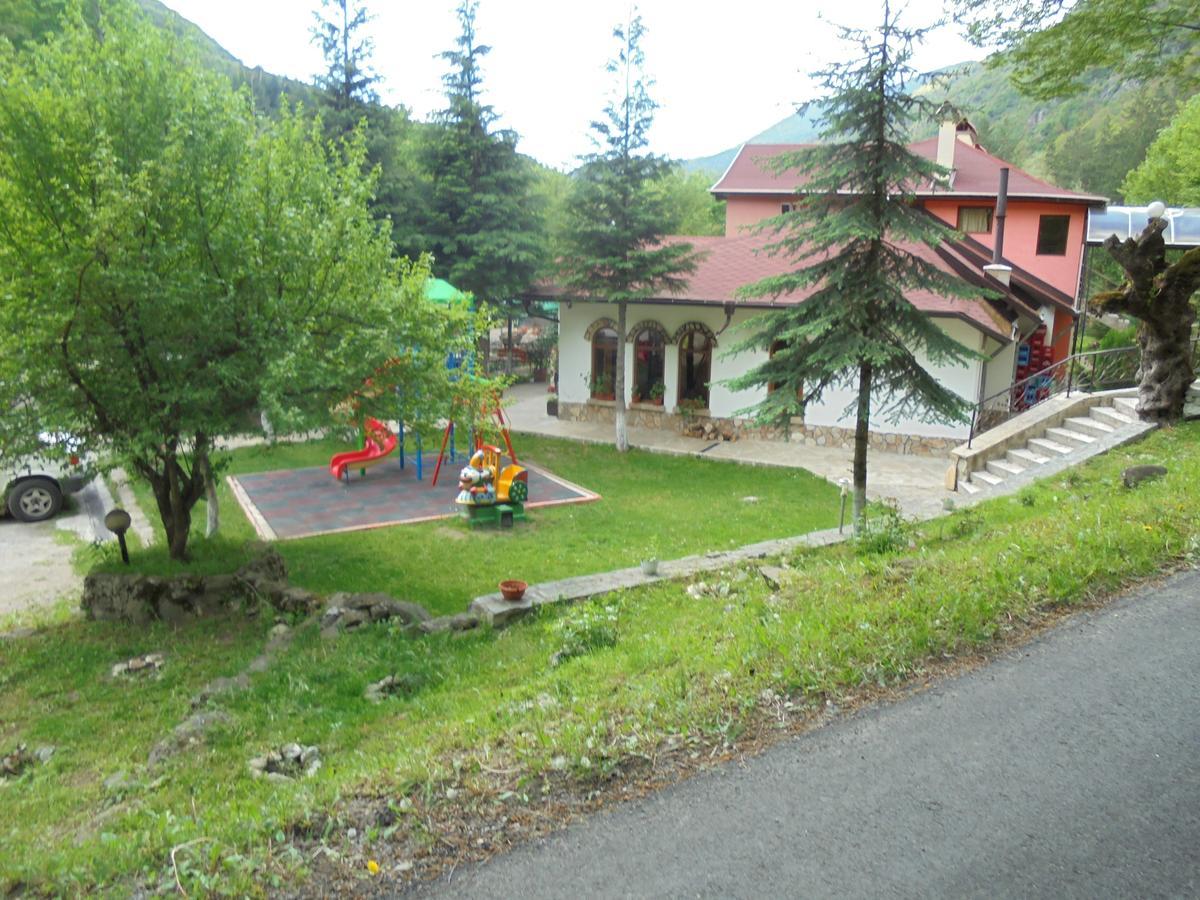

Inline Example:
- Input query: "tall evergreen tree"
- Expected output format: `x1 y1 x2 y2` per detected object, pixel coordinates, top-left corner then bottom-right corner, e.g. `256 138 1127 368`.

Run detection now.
559 14 698 452
310 0 416 251
728 3 978 524
417 0 543 345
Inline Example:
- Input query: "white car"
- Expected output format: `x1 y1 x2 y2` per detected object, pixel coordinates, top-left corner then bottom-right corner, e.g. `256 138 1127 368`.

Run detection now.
2 436 93 523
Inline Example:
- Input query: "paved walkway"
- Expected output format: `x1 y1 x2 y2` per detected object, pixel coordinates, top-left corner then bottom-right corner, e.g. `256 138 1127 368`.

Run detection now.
420 567 1200 899
505 384 956 518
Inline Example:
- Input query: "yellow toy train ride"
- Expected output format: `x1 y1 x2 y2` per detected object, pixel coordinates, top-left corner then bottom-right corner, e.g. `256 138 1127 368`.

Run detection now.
455 444 528 527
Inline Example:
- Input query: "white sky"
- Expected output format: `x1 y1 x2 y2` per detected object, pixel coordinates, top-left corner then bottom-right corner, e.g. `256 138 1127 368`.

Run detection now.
159 0 984 170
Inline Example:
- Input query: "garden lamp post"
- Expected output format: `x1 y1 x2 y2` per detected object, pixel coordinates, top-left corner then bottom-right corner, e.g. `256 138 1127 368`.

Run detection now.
105 508 132 565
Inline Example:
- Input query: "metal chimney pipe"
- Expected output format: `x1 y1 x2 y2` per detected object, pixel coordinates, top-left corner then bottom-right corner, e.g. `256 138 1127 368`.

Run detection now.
993 167 1009 264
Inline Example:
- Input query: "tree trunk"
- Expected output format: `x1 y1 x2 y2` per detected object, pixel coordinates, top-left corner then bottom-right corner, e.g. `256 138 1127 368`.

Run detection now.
506 315 513 377
140 439 208 561
852 360 873 527
200 454 219 539
1095 221 1200 422
614 300 629 452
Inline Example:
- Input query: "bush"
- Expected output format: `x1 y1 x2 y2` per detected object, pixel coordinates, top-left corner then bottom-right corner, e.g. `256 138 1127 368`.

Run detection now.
1098 325 1138 351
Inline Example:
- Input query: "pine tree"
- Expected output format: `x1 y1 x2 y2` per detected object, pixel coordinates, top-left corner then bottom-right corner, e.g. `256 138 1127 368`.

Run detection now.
417 0 544 349
559 14 698 452
310 0 416 251
728 3 979 524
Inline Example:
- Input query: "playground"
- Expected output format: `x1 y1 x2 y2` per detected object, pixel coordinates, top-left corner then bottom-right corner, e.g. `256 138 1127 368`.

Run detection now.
229 443 598 541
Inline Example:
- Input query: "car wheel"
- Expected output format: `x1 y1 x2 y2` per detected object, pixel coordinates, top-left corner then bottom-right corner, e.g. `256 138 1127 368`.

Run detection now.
8 478 63 522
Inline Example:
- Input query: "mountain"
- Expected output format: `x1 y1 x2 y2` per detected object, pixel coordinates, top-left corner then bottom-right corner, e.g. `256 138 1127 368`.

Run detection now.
0 0 318 114
681 106 825 176
682 61 1190 201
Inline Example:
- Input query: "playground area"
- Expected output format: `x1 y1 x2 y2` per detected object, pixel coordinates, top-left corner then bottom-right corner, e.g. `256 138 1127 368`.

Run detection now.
228 450 598 541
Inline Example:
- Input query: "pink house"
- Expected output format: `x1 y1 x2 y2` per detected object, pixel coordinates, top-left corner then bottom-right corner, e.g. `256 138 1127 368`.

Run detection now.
542 121 1108 455
713 120 1107 370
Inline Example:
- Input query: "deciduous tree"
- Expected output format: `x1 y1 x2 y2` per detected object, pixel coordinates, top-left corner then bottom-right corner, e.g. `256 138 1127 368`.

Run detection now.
0 1 482 559
950 0 1200 100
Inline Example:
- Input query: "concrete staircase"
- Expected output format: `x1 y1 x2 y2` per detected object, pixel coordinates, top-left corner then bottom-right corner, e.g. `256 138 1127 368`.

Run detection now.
958 395 1144 495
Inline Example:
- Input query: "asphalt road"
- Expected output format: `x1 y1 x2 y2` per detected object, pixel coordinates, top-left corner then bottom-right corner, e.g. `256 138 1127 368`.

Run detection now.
417 568 1200 899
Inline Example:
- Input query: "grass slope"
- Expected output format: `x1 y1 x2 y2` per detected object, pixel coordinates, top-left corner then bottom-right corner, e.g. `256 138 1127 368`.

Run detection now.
2 424 1196 893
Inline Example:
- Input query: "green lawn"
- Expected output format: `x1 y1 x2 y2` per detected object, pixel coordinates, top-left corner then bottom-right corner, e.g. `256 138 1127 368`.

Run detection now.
3 424 1198 894
107 433 843 615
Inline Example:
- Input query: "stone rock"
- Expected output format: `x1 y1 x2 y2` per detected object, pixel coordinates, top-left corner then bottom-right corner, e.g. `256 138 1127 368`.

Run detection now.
758 566 787 591
81 573 163 623
418 616 454 635
365 673 425 702
235 548 288 592
111 652 165 678
320 594 431 633
103 770 135 792
249 743 321 780
277 586 320 615
2 744 53 779
33 745 55 764
149 710 231 766
1122 464 1168 489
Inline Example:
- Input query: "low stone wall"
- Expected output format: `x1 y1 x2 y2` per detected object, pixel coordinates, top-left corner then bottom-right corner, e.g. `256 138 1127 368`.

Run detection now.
558 401 958 457
81 549 319 625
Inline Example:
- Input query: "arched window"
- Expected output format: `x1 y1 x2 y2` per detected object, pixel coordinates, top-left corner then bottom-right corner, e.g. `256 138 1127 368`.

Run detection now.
590 327 618 399
677 330 712 408
631 327 666 403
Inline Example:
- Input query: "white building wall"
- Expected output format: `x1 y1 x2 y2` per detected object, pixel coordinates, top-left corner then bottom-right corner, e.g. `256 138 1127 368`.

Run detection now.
801 318 985 439
982 339 1018 402
559 302 990 440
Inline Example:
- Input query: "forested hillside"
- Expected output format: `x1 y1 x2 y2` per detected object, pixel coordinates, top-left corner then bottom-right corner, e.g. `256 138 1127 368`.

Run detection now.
684 60 1189 202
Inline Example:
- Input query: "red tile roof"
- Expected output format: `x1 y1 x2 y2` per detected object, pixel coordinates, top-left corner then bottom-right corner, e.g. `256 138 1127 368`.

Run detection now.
712 140 1108 206
530 229 1048 343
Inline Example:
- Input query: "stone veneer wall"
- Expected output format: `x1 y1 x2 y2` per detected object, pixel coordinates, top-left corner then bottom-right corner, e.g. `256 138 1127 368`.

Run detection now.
558 401 959 458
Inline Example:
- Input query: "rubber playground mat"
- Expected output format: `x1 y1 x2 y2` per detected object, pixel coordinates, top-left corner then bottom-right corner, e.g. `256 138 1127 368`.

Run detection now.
228 453 600 540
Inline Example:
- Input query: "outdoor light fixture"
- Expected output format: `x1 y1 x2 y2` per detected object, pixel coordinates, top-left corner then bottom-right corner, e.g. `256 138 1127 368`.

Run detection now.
104 508 132 565
1147 200 1167 221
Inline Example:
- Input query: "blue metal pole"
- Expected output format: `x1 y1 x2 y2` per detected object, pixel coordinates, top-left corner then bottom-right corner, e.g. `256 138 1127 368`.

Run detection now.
416 433 423 480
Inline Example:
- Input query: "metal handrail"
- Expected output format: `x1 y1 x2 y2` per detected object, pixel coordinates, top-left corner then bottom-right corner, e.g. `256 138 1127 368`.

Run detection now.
965 342 1192 448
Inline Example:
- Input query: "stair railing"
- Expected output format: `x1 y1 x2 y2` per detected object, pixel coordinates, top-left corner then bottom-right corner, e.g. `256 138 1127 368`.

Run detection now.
966 343 1172 448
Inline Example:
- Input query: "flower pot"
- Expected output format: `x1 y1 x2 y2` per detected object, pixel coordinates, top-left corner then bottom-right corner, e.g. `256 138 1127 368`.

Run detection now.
649 397 664 406
546 398 558 417
499 579 527 602
640 559 659 576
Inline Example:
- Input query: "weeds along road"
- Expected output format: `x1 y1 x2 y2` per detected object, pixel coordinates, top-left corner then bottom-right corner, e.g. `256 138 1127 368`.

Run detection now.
415 568 1200 899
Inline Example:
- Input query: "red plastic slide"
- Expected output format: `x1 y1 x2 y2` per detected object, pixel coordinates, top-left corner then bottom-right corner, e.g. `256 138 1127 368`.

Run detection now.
329 418 398 482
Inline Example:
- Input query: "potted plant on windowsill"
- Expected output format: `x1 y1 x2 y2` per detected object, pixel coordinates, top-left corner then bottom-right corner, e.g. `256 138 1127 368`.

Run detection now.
590 375 615 402
648 381 665 406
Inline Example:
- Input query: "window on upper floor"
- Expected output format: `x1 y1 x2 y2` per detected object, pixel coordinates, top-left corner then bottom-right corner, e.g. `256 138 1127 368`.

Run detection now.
957 206 993 234
1036 215 1071 256
781 203 794 214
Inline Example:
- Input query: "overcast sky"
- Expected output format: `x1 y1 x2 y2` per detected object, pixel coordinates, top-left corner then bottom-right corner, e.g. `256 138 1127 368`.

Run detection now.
159 0 984 170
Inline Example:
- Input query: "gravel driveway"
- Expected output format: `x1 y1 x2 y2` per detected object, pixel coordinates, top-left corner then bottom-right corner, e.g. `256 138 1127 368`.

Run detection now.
0 479 112 618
